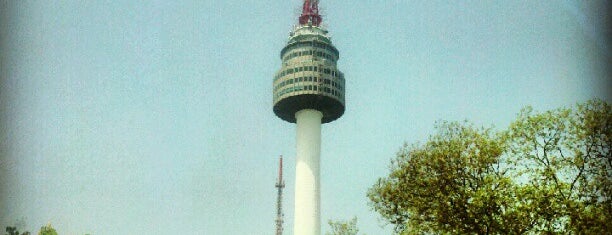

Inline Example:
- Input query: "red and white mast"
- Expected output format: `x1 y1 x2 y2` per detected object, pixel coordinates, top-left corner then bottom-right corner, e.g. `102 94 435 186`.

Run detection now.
298 0 322 26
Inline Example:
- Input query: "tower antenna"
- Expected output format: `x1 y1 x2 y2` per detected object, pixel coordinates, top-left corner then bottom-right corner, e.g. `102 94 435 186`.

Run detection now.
275 155 285 235
299 0 322 26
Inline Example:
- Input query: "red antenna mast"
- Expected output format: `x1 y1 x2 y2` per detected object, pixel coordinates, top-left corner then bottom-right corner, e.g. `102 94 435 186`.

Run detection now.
299 0 322 26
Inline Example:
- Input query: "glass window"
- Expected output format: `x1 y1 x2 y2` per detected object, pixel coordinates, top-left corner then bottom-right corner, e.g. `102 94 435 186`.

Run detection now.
314 67 318 71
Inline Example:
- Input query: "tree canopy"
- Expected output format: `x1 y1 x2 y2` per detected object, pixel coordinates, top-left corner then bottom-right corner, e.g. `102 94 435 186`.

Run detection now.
368 99 610 234
37 224 57 235
326 217 360 235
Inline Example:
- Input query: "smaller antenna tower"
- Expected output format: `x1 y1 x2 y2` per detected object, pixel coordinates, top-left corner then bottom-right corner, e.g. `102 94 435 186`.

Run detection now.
275 155 285 235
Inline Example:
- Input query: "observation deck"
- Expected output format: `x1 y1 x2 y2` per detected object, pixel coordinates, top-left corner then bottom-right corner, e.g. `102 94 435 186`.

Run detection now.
273 25 345 123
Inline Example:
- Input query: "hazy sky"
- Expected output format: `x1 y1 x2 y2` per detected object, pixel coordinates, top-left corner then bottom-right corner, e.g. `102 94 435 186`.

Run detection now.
0 0 609 234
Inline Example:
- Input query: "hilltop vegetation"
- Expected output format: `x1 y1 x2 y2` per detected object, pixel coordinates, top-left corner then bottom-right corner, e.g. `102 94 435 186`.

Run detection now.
368 99 611 234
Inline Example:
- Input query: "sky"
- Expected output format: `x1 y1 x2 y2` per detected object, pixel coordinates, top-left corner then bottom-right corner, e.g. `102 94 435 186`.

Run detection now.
0 0 610 234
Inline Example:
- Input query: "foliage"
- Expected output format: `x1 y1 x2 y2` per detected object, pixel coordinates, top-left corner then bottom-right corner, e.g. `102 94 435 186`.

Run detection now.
4 227 29 235
326 217 360 235
37 224 57 235
368 99 611 234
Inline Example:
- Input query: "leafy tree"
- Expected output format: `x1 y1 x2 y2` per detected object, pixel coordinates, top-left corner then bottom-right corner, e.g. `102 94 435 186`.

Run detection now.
505 99 611 233
326 217 360 235
368 99 610 234
4 226 30 235
37 224 57 235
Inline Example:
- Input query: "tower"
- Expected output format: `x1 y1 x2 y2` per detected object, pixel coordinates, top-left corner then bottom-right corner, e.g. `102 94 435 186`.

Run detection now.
275 156 285 235
272 0 345 234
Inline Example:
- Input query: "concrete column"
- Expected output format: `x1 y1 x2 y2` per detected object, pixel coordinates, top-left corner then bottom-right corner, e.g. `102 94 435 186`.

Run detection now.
294 109 323 235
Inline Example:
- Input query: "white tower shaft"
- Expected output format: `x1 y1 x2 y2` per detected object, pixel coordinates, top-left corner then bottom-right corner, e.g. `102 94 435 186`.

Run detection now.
294 109 323 235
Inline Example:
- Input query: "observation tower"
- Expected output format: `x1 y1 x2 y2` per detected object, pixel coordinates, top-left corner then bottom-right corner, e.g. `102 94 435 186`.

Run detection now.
272 0 345 234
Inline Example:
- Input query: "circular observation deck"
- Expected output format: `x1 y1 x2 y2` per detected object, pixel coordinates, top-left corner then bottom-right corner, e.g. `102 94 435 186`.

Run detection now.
273 25 345 123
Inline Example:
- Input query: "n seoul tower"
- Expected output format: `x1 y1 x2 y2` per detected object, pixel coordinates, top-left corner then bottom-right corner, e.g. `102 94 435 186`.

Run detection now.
272 0 345 234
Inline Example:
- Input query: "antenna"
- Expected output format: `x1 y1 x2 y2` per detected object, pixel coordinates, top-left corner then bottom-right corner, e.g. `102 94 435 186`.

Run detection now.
298 0 322 26
275 155 285 235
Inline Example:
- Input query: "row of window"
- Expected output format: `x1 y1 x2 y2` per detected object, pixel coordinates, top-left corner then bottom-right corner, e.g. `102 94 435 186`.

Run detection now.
274 76 344 92
274 65 343 81
274 85 343 100
283 49 336 62
281 41 339 59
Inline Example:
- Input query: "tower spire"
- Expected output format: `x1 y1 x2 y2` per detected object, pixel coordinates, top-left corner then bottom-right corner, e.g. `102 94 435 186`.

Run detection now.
299 0 322 26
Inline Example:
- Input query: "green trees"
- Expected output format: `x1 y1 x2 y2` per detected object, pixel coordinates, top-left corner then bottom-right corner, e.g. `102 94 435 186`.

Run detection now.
326 217 360 235
4 223 57 235
368 99 610 234
37 224 57 235
4 227 29 235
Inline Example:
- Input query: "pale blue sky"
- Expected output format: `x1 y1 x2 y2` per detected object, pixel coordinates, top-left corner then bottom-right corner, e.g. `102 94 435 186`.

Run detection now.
0 0 609 234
